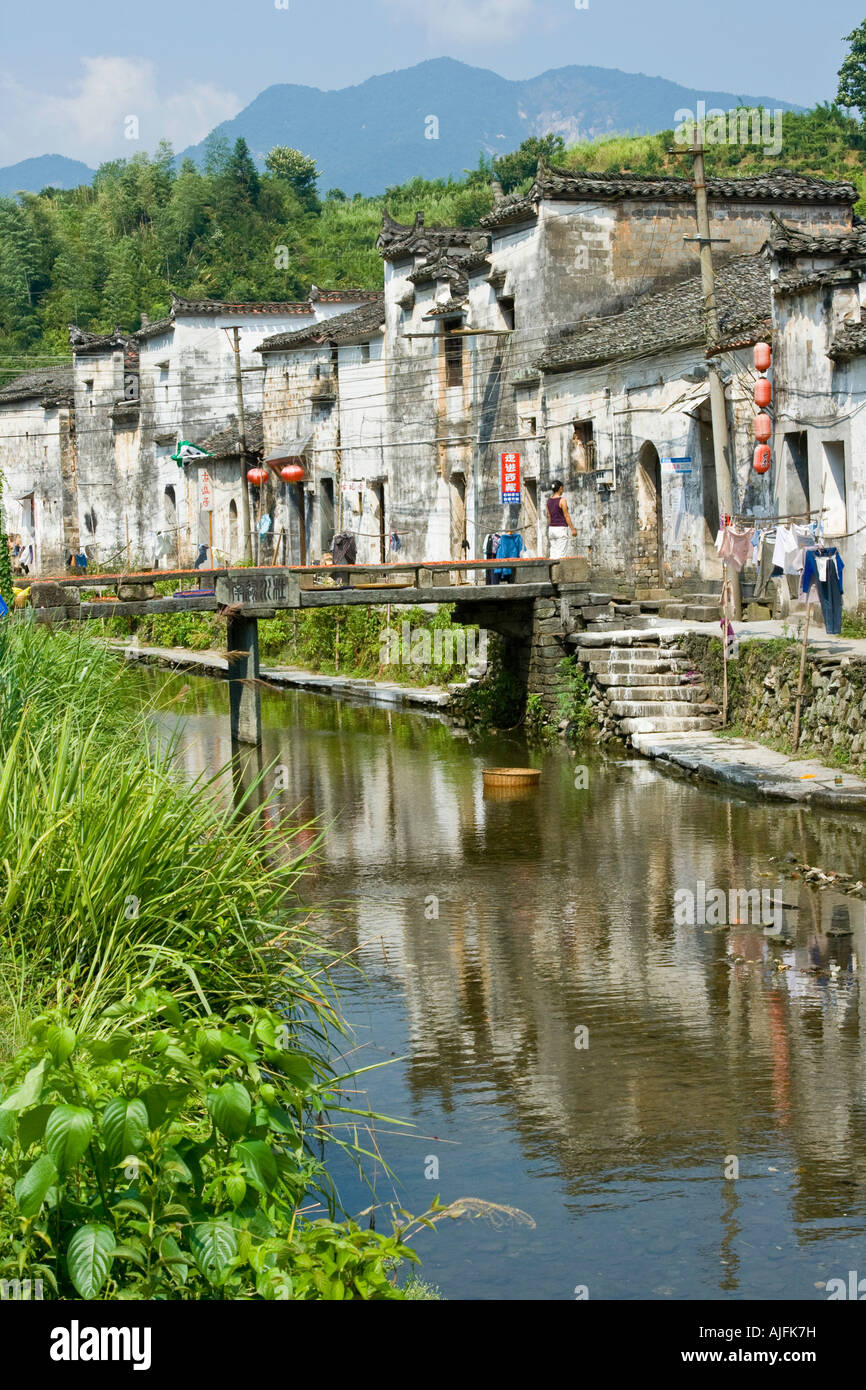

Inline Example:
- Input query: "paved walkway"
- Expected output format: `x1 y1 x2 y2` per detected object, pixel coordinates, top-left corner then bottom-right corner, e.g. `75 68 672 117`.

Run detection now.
631 727 866 809
109 640 451 709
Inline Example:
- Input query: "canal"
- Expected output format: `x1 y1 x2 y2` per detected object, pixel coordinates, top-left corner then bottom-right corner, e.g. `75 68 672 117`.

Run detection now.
144 667 866 1301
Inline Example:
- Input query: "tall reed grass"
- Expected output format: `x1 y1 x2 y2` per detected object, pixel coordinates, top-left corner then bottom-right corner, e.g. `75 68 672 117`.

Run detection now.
0 620 334 1056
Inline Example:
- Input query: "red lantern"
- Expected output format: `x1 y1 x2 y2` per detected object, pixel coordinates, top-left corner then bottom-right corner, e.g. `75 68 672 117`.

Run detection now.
754 342 771 373
246 467 269 485
753 444 771 474
279 463 305 484
753 414 772 443
754 377 772 408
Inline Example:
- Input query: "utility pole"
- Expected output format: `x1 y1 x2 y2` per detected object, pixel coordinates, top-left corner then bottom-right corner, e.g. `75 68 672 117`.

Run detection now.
683 123 741 617
230 327 253 562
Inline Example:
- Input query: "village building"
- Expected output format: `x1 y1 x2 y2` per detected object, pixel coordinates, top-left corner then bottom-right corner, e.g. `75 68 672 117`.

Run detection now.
535 253 773 591
0 288 377 572
0 163 862 601
256 295 386 565
371 165 855 575
766 219 866 608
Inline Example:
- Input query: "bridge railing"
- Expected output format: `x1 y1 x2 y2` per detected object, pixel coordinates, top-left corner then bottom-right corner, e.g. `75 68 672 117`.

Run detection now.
39 557 563 592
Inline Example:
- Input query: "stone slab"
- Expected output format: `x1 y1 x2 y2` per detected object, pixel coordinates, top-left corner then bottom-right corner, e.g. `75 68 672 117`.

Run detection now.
630 729 866 808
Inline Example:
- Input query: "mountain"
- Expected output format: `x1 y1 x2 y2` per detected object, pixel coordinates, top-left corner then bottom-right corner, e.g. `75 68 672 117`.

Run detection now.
0 154 96 196
180 57 802 196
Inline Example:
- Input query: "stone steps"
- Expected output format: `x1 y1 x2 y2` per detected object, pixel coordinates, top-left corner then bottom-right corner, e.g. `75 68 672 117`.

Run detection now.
587 658 691 676
609 699 715 719
618 714 721 734
604 685 712 704
595 671 702 688
577 632 720 742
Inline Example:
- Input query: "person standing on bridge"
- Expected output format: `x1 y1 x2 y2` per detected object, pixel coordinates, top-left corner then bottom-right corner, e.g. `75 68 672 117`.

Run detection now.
546 482 577 560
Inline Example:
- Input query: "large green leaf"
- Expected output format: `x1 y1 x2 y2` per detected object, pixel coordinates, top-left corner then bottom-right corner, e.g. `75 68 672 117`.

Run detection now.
66 1224 115 1298
190 1222 237 1285
17 1103 54 1151
206 1081 251 1140
101 1098 148 1164
0 1107 16 1148
0 1060 46 1113
15 1153 58 1217
45 1024 76 1067
236 1139 278 1195
87 1031 134 1064
45 1104 94 1173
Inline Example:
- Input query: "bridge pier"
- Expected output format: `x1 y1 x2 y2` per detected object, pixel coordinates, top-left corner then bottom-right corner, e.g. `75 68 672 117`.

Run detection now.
226 613 262 746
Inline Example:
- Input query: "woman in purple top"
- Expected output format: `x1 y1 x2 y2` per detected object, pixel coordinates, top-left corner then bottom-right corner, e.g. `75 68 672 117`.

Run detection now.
546 481 577 559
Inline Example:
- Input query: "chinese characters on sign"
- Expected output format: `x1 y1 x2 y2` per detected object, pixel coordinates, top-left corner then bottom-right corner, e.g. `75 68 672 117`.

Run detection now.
501 452 521 504
199 471 213 511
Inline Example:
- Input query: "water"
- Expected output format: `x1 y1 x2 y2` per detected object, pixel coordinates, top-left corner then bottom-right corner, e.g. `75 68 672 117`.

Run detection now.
144 668 866 1301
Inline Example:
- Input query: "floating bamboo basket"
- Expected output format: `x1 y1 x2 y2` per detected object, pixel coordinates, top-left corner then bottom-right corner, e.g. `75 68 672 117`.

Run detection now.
482 767 541 789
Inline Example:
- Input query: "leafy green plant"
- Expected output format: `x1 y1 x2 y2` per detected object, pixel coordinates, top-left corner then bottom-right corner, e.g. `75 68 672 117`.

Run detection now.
0 989 417 1300
556 657 596 737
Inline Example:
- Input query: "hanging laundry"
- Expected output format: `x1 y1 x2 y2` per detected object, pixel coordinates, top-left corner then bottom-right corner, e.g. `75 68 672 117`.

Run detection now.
494 530 524 583
771 524 813 577
715 524 755 572
389 532 402 552
801 548 844 635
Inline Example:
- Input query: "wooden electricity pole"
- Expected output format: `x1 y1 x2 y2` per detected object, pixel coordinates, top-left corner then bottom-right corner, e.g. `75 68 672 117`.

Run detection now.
230 327 253 562
683 124 742 618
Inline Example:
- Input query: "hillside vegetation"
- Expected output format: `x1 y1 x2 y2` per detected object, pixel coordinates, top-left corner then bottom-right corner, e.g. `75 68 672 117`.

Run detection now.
0 104 863 381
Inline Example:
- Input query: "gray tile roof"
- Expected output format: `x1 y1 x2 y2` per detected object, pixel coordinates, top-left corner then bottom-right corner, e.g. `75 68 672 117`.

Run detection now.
481 162 858 230
767 217 866 260
171 293 312 317
135 316 174 343
255 295 385 352
377 210 483 262
828 322 866 361
68 325 131 356
0 364 74 406
199 411 263 457
537 253 771 374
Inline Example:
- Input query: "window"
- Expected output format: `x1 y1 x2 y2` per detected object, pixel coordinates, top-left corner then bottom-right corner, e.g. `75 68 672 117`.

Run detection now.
527 416 537 437
443 322 463 389
360 342 371 365
572 420 595 473
500 297 515 330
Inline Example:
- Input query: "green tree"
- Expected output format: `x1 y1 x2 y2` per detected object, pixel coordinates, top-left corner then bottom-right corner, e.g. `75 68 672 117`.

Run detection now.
493 133 566 193
838 21 866 118
265 146 321 212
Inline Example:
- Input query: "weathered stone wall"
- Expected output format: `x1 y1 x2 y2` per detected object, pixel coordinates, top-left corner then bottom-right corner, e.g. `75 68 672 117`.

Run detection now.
679 632 866 774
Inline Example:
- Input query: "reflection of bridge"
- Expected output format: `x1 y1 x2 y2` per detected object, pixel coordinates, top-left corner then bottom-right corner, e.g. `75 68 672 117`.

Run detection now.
29 557 590 744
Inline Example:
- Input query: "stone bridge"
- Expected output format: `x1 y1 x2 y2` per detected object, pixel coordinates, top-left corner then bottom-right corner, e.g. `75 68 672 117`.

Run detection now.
25 556 686 742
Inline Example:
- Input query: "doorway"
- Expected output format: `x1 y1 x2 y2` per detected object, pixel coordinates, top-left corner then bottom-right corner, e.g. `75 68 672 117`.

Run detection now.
783 432 810 516
228 499 238 560
821 440 847 536
320 477 335 556
449 471 467 563
521 478 539 556
636 441 664 585
163 485 178 567
373 481 386 562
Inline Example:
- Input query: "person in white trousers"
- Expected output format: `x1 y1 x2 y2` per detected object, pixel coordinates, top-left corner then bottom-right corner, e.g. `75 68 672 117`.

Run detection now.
546 481 577 559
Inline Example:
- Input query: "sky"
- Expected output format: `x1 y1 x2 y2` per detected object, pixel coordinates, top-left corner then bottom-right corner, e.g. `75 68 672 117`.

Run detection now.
0 0 862 168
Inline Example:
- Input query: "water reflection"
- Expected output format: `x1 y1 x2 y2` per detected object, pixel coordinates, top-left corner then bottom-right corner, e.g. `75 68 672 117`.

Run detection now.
145 669 866 1300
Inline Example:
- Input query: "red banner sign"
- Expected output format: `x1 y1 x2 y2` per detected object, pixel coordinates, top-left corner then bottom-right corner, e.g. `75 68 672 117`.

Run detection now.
500 452 521 504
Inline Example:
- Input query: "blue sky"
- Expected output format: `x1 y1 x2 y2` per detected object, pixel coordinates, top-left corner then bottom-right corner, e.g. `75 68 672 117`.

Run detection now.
1 0 862 167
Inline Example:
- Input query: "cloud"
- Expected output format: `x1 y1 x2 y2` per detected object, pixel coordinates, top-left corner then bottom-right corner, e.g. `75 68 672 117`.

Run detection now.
0 56 240 167
379 0 537 44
